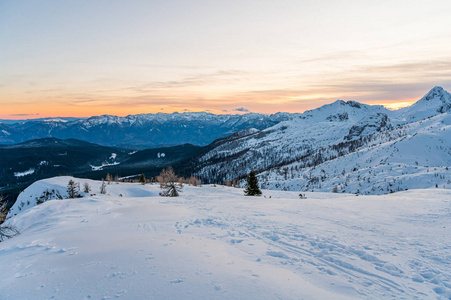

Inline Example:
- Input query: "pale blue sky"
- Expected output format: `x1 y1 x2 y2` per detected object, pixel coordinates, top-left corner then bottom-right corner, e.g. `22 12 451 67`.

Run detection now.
1 0 451 117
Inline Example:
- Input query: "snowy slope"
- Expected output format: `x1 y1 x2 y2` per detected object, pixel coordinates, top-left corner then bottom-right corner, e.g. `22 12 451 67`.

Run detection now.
260 113 451 194
1 177 450 299
7 176 152 217
191 87 451 194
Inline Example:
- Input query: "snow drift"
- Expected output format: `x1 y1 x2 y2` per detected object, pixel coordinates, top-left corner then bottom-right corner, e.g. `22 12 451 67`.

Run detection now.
1 177 450 299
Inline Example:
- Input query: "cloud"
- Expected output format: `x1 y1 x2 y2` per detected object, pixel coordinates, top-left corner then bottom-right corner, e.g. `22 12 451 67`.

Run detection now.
16 55 450 117
125 69 248 92
233 107 250 112
9 113 39 116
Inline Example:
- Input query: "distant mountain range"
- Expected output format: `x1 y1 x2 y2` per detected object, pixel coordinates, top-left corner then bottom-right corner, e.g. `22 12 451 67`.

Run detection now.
0 112 296 149
1 86 450 205
187 86 451 194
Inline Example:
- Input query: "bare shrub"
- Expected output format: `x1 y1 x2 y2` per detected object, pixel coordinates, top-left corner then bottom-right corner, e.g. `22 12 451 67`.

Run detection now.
0 199 5 224
157 166 183 197
36 189 63 205
100 179 107 194
0 199 20 242
188 175 202 187
106 173 112 185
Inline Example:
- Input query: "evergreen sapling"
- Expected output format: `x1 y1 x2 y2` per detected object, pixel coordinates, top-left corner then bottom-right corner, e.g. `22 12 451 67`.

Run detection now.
244 170 262 196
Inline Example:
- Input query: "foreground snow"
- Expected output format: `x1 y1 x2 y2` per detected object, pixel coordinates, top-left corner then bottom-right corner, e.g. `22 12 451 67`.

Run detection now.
1 177 451 299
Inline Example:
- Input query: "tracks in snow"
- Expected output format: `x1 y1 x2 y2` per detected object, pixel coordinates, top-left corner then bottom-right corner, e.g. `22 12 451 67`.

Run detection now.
176 200 445 299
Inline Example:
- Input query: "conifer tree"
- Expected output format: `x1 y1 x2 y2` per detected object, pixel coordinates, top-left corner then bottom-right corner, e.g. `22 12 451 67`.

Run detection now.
244 170 262 196
67 179 81 198
139 173 146 185
83 182 91 193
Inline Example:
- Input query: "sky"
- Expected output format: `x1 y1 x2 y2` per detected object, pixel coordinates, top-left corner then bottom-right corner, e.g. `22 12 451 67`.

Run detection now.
1 0 451 119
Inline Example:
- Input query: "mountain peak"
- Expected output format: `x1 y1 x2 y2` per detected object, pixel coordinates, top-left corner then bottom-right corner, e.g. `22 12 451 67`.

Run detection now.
418 86 451 107
300 99 388 123
393 86 451 122
423 86 448 101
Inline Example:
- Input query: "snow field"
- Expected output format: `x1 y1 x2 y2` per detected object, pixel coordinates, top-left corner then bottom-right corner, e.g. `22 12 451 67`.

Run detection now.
1 177 451 299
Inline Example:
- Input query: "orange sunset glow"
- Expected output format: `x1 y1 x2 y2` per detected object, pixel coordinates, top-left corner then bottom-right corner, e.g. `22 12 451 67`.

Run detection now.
1 1 451 119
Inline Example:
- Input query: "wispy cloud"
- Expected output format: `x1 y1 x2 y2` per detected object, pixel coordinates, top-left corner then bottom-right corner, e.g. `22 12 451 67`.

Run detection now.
5 56 451 117
9 113 39 116
126 70 248 92
233 107 250 112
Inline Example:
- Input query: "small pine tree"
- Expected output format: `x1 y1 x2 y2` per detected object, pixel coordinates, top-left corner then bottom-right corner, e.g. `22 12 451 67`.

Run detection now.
139 173 146 185
67 179 81 198
83 182 91 194
244 170 262 196
100 179 107 194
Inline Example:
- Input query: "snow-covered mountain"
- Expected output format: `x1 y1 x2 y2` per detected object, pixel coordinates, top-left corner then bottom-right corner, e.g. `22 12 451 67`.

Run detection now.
393 86 451 123
3 86 450 196
0 112 297 148
189 87 451 194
